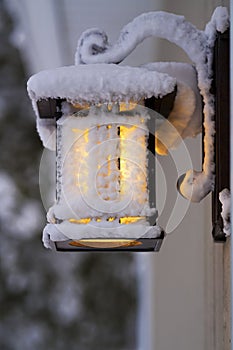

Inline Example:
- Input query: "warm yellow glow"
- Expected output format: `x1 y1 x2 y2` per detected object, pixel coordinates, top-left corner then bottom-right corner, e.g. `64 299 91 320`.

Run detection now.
107 154 111 177
155 134 169 155
72 127 89 193
69 218 91 224
107 217 116 222
71 102 90 110
119 102 137 111
95 124 120 201
119 125 147 201
72 128 82 133
71 101 144 112
84 130 89 144
120 125 137 139
68 216 145 224
72 128 89 142
119 216 145 224
69 239 142 248
69 105 148 215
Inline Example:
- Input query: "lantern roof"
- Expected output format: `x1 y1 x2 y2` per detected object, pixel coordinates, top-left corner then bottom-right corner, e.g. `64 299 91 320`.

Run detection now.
27 63 176 105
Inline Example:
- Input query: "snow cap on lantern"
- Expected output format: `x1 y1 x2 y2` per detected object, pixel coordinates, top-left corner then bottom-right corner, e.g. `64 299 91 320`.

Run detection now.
27 64 176 151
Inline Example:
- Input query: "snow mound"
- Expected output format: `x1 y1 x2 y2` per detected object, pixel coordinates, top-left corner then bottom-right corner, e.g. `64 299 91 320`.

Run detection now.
27 64 176 150
43 222 162 249
27 64 176 104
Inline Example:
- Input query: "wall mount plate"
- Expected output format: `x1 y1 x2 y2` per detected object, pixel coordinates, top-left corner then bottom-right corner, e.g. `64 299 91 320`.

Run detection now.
212 29 230 242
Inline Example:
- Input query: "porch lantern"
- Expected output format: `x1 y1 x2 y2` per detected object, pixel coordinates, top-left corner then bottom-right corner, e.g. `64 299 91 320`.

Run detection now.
28 64 176 251
27 7 229 250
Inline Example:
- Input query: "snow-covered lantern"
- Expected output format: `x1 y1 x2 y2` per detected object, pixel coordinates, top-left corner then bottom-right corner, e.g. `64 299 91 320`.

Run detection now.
27 7 230 250
28 64 176 251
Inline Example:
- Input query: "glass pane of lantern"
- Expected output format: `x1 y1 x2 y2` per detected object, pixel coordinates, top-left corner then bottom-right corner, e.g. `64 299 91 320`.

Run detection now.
54 102 164 251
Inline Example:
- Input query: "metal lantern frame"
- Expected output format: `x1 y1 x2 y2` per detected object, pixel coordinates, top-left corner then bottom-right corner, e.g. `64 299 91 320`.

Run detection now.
36 90 177 252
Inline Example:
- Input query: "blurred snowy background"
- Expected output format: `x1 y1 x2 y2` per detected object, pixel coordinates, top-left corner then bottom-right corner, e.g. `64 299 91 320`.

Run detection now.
0 1 138 349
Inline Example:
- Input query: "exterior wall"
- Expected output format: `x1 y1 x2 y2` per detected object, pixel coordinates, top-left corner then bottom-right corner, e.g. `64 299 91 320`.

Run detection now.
137 1 230 350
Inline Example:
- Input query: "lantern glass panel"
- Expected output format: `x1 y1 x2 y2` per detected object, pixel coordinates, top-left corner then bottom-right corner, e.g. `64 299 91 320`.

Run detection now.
53 102 162 250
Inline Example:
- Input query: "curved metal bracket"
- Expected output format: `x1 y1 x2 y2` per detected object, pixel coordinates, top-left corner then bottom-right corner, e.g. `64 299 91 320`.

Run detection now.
75 12 206 68
75 8 229 203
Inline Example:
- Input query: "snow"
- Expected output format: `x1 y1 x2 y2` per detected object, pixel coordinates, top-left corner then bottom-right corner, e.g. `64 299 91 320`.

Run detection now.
36 118 56 151
205 6 229 40
27 64 175 104
43 222 162 249
219 188 231 237
75 12 206 66
178 169 211 203
27 64 176 150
